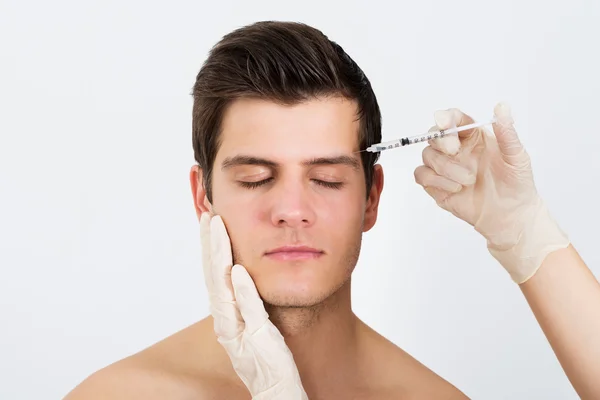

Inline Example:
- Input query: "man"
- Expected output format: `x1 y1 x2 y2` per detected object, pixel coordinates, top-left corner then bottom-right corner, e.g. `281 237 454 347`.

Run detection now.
65 21 600 399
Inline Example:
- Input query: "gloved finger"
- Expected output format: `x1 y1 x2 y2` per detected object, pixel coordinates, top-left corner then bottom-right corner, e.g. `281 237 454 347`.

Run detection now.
423 186 453 208
414 165 462 193
231 264 269 335
427 124 461 156
422 146 475 186
209 215 244 339
434 108 477 141
210 215 236 302
200 213 242 339
211 300 244 340
199 212 213 292
492 102 528 166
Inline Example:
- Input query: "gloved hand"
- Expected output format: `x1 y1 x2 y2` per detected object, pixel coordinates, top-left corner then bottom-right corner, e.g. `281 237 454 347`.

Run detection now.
414 102 570 284
200 212 308 399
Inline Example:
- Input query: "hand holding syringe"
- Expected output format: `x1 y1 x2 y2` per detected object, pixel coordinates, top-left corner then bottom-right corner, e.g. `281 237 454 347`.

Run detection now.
362 117 497 152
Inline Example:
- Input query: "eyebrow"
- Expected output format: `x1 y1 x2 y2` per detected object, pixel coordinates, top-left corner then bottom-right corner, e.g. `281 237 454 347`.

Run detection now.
221 154 361 171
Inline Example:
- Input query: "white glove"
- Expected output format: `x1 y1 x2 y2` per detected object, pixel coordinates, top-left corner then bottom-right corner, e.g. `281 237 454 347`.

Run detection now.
199 212 308 399
414 102 570 284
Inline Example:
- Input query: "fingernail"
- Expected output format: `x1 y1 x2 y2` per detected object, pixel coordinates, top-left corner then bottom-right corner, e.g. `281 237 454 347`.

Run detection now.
437 136 461 156
231 265 253 300
438 178 462 193
447 182 462 193
494 102 514 125
231 264 244 277
230 265 245 296
434 110 454 130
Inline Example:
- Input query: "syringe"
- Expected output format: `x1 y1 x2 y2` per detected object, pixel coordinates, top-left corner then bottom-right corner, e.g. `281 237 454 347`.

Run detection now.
364 118 497 152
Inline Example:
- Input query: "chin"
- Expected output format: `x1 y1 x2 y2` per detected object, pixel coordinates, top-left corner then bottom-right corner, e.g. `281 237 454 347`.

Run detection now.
253 261 349 308
259 286 334 308
232 243 360 307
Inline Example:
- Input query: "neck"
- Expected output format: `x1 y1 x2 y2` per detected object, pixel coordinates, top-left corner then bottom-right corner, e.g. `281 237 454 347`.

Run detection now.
264 279 360 395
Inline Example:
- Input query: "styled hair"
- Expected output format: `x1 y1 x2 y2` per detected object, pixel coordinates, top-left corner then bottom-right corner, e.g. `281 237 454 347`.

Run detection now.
192 21 381 203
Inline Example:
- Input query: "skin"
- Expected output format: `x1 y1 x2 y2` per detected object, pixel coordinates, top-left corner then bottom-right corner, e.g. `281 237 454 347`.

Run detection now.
63 96 468 399
204 96 368 315
519 245 600 399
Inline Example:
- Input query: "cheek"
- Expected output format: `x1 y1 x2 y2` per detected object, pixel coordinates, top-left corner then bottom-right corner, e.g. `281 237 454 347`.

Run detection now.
215 206 255 264
211 184 262 256
212 176 366 246
316 189 366 233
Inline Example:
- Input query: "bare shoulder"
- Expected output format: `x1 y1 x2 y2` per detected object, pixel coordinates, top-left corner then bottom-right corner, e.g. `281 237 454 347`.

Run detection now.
63 318 249 400
358 322 470 399
63 359 203 400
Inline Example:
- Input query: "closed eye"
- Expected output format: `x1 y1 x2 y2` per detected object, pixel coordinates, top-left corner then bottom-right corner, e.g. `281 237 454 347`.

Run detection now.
315 180 344 189
238 178 344 190
238 177 274 189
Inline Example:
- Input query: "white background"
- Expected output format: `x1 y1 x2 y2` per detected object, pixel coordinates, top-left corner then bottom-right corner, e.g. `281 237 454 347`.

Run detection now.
1 0 599 398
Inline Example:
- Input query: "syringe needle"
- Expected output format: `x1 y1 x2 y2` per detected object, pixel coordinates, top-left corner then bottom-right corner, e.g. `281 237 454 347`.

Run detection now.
364 118 496 153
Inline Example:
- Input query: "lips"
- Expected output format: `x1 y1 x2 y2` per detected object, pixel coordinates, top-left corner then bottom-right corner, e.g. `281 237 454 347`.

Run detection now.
265 246 324 261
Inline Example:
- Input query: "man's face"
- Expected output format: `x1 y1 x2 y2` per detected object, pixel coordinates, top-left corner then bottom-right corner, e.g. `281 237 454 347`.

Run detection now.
203 96 382 307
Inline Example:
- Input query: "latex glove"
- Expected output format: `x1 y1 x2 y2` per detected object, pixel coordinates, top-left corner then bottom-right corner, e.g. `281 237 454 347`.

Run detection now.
414 103 570 284
199 212 308 399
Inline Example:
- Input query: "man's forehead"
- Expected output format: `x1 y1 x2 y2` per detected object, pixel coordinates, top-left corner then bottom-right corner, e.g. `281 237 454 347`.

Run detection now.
219 97 360 140
216 97 362 168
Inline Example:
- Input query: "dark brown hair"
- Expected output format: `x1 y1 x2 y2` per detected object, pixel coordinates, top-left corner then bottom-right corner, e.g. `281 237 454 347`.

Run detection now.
192 21 382 203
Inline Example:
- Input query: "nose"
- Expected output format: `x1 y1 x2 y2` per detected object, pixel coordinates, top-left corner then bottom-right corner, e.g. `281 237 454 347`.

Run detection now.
269 180 316 229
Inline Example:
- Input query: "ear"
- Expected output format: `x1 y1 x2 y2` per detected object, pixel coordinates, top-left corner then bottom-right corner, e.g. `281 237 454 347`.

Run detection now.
362 164 384 232
189 165 212 221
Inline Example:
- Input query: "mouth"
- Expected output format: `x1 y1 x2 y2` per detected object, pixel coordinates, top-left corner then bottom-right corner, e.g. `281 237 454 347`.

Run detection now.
265 245 324 261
